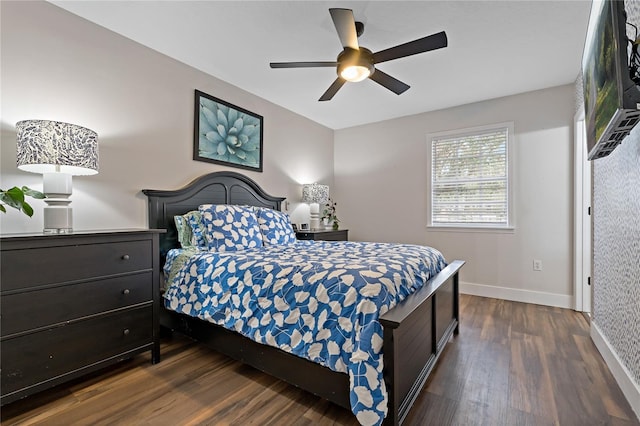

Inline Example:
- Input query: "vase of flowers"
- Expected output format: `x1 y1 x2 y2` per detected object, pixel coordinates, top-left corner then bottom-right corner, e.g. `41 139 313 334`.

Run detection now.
322 199 340 230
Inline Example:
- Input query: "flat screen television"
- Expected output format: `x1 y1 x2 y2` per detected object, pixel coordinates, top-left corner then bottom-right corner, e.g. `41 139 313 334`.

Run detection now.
582 0 640 160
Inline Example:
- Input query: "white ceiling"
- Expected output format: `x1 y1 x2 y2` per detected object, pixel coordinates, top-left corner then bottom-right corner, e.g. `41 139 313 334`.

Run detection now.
50 1 592 130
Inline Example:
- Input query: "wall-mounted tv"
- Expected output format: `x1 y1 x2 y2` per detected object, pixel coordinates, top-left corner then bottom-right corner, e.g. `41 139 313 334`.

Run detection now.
582 0 640 160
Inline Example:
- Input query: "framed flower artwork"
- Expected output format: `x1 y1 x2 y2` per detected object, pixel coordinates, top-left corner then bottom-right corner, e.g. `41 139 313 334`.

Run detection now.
193 90 263 172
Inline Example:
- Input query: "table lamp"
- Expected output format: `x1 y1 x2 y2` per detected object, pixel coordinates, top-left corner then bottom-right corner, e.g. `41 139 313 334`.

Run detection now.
16 120 99 234
302 183 329 230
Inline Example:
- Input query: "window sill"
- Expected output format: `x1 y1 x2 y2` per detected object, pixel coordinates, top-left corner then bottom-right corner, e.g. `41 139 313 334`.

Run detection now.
427 225 515 234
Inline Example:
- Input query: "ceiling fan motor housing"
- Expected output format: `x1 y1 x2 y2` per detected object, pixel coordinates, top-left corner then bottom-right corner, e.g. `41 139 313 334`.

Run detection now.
337 47 375 80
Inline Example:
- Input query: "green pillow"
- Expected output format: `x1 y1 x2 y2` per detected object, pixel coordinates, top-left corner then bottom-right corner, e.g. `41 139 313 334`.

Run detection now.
174 211 207 248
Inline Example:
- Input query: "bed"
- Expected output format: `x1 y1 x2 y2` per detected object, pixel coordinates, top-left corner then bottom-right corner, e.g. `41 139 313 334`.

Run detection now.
143 171 464 425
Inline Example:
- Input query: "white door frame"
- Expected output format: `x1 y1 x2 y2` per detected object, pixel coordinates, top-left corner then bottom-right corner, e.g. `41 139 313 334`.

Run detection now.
574 107 592 313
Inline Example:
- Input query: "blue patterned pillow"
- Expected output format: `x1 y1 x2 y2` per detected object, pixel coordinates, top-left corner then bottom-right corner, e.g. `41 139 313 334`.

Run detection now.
174 211 207 248
198 204 263 251
255 208 297 245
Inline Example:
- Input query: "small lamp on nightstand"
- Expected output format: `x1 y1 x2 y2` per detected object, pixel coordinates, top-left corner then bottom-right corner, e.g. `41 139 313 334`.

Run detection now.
302 183 329 230
16 120 99 234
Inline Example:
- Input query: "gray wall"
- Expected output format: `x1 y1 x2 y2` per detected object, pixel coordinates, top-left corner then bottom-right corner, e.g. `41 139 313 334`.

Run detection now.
335 85 576 307
592 122 640 386
591 0 640 393
0 1 334 233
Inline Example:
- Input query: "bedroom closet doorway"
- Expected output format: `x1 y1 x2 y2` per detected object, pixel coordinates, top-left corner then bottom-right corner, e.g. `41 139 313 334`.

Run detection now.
574 108 592 315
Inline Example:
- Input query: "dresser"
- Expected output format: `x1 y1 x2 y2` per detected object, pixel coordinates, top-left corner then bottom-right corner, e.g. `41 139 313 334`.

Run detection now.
296 229 348 241
0 229 163 405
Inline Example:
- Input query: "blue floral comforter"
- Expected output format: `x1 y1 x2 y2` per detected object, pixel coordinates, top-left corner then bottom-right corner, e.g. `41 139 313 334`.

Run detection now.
163 240 446 425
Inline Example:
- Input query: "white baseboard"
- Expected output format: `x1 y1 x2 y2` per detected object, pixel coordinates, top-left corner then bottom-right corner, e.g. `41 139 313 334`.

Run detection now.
590 322 640 421
459 281 573 308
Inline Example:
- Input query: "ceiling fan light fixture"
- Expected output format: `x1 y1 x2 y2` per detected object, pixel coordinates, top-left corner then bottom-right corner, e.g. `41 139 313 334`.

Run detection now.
337 47 374 83
340 64 372 82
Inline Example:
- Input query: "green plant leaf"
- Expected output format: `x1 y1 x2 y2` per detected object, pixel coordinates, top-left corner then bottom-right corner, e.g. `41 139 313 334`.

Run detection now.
21 186 45 199
6 186 25 203
0 190 23 210
0 186 44 216
21 201 34 217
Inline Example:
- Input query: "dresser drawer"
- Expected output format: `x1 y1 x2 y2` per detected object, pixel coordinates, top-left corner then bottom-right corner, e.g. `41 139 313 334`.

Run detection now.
296 231 314 240
1 240 152 292
1 272 153 336
296 229 348 241
1 306 152 397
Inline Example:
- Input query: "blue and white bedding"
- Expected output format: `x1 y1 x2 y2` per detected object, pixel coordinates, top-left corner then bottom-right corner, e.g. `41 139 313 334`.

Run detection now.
163 240 446 426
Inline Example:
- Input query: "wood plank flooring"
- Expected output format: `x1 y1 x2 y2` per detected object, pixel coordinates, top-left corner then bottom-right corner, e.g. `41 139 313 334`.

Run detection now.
2 295 638 425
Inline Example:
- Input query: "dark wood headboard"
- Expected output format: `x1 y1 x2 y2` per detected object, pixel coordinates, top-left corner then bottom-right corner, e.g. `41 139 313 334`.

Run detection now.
143 171 285 261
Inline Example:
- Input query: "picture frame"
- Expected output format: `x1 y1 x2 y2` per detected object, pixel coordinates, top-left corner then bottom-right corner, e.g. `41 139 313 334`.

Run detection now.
194 89 263 172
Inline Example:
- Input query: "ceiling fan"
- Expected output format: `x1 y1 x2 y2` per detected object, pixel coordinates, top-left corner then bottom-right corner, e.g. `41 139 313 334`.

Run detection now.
269 8 448 101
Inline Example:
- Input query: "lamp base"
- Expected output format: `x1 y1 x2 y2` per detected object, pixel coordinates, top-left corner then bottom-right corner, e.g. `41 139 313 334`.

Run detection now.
44 228 73 235
42 172 73 234
44 204 73 234
309 202 321 230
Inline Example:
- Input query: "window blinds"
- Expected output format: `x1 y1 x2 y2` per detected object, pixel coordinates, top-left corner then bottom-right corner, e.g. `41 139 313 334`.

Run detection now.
431 127 508 226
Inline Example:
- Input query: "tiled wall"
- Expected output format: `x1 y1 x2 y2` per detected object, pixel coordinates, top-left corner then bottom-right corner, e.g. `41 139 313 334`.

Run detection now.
590 0 640 387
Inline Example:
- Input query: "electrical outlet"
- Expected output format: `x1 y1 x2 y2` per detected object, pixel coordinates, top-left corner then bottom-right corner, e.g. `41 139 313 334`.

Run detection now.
533 259 542 271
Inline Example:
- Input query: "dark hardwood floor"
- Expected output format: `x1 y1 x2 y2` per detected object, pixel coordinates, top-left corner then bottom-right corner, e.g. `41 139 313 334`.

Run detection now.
2 295 638 425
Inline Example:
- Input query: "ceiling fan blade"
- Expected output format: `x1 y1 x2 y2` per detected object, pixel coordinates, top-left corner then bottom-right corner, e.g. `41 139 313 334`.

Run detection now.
319 77 346 101
369 69 410 95
270 61 337 69
329 8 359 50
372 31 448 64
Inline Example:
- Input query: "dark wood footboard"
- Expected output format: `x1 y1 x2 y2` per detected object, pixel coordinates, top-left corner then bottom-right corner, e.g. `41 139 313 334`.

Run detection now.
380 260 464 426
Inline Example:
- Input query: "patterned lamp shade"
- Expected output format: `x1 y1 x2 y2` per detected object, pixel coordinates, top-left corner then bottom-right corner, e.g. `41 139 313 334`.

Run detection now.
302 183 329 204
16 120 99 175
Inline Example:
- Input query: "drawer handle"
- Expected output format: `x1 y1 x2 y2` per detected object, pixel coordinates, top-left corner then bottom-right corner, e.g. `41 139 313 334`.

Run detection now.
122 289 130 295
122 254 130 261
123 329 130 336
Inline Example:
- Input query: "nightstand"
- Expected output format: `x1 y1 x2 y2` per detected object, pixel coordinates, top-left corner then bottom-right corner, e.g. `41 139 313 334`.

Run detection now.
296 229 348 241
0 229 163 405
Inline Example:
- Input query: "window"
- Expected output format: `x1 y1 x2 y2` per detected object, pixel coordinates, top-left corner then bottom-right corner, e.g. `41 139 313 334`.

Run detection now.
428 123 513 229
